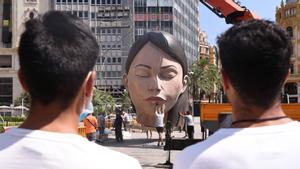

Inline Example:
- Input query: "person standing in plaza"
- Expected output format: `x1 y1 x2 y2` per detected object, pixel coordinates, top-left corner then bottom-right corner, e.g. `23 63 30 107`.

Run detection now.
0 11 141 169
83 112 98 142
174 20 300 169
180 111 194 139
97 112 106 137
114 110 124 142
155 105 165 146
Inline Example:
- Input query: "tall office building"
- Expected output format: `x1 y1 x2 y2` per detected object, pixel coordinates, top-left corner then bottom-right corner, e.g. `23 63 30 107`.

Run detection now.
133 0 199 64
54 0 133 98
0 0 51 106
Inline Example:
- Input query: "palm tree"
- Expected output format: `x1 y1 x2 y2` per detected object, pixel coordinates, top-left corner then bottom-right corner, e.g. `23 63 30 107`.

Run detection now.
92 88 115 115
189 57 221 101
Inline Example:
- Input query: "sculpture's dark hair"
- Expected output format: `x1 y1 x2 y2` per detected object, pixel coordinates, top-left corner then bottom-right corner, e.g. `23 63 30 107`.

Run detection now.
126 31 189 125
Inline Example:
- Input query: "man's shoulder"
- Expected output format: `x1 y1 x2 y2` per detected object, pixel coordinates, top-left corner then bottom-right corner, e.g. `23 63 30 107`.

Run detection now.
86 143 141 167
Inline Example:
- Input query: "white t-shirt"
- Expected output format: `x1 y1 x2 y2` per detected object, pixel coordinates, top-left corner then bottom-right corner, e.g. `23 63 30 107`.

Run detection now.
155 111 164 127
174 121 300 169
0 128 142 169
185 114 194 126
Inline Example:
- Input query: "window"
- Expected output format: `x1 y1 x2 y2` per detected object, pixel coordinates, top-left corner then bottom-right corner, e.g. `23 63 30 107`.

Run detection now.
97 0 100 4
101 29 106 34
107 57 111 63
56 0 61 2
107 29 111 34
107 45 111 49
117 0 121 4
102 0 105 4
148 7 158 13
117 28 121 34
117 44 121 49
91 12 95 18
91 0 95 4
101 45 106 50
112 29 116 34
78 11 83 17
102 57 105 63
107 0 111 4
117 57 121 63
84 11 88 18
112 57 116 63
68 0 71 2
0 55 12 68
0 78 12 106
287 26 293 37
112 0 116 4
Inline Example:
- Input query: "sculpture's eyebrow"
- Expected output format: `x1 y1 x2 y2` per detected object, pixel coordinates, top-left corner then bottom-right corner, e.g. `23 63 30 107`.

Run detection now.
161 65 178 70
135 64 151 69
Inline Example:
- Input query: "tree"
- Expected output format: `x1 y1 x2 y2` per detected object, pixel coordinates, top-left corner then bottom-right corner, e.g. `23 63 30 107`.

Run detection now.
120 89 132 110
92 88 115 115
189 57 221 101
14 92 31 108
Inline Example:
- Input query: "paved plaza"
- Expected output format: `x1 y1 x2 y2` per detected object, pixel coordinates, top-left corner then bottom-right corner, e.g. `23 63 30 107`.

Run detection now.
100 118 202 169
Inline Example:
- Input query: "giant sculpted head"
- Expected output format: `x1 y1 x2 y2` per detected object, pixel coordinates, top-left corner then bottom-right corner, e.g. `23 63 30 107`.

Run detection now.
123 31 189 127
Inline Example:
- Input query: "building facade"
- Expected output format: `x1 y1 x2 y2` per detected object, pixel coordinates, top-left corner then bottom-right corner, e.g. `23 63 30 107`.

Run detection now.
198 29 209 58
0 0 51 106
133 0 199 65
276 0 300 103
54 0 133 98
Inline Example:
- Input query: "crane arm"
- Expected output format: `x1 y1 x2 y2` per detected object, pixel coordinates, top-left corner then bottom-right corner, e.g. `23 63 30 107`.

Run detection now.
200 0 259 24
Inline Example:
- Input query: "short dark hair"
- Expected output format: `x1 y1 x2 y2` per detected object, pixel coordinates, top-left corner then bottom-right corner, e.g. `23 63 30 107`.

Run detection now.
217 20 292 108
18 11 99 107
126 31 189 124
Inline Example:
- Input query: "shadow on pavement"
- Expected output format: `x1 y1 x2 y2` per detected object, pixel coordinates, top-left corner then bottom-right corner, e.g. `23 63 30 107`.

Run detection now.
99 138 163 150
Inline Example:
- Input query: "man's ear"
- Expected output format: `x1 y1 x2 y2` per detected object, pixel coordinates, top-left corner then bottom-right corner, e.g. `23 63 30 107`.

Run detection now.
18 69 29 92
221 69 230 92
122 73 128 89
180 75 188 94
283 68 291 86
85 70 96 97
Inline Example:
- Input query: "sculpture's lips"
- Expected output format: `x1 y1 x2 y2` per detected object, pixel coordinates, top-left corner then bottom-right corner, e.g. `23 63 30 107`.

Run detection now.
145 96 166 104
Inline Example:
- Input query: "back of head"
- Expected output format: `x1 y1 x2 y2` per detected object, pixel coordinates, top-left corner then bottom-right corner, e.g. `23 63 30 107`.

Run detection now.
18 11 99 107
217 20 292 109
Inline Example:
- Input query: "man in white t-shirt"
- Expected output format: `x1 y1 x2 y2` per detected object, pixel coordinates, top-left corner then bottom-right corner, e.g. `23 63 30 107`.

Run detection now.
174 20 300 169
0 11 141 169
155 105 165 146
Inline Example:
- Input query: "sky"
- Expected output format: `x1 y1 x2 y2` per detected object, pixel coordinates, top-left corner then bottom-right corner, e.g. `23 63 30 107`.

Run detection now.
199 0 282 44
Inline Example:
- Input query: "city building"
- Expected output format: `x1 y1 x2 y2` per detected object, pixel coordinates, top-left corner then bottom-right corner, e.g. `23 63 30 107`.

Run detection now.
198 29 209 59
54 0 133 98
133 0 199 65
276 0 300 103
0 0 52 107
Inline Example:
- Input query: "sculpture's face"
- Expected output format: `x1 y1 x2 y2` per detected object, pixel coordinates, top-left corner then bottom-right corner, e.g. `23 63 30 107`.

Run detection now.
123 42 187 127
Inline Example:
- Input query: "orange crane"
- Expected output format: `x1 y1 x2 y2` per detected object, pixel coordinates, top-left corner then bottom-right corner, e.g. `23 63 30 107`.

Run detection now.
199 0 259 24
